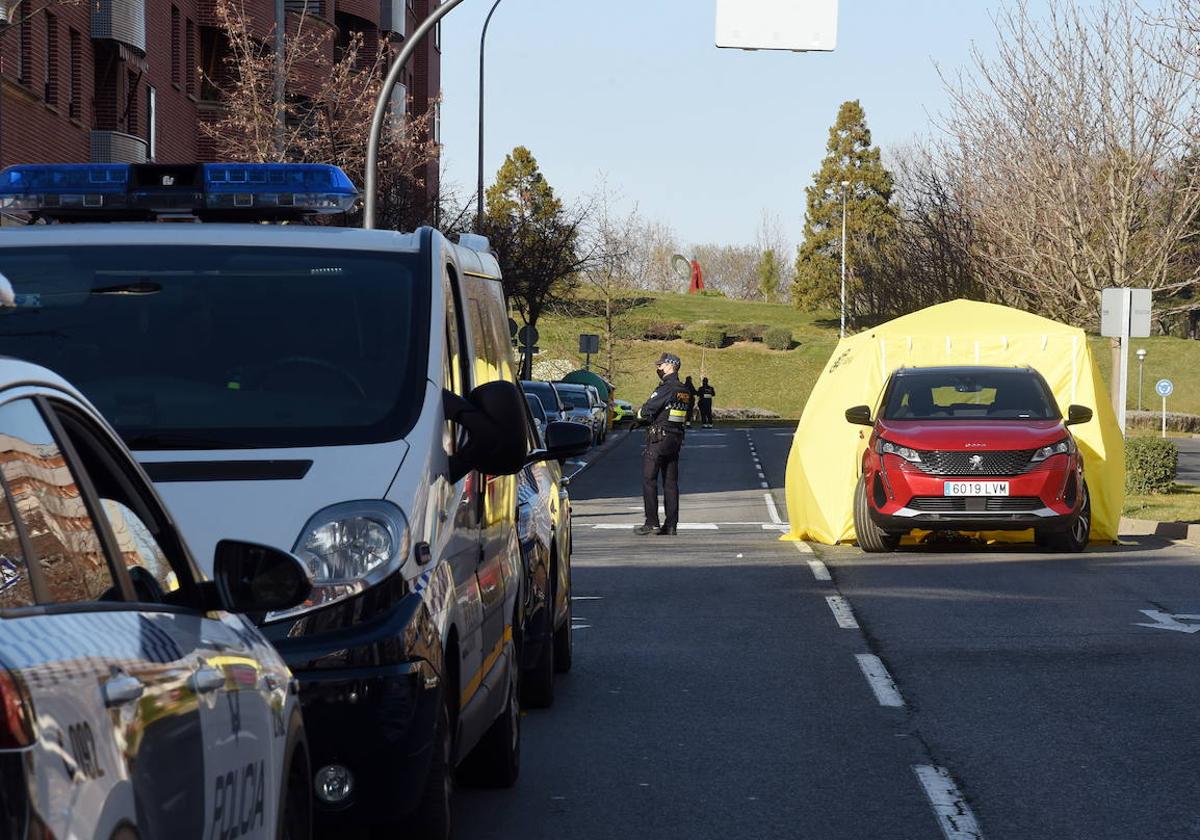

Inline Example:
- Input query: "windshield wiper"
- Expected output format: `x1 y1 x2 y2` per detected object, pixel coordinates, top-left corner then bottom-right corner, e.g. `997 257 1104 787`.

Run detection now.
125 432 247 451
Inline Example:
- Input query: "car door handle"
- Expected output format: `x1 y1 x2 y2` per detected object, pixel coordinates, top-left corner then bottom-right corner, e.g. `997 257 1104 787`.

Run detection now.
103 675 145 708
191 667 226 694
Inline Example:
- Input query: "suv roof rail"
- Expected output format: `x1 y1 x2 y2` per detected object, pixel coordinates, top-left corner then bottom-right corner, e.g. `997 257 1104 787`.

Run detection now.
456 233 492 254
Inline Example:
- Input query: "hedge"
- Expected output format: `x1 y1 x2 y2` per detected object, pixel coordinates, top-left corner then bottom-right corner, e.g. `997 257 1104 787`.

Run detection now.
1125 437 1178 494
682 321 726 348
731 323 770 343
639 320 684 341
764 327 793 351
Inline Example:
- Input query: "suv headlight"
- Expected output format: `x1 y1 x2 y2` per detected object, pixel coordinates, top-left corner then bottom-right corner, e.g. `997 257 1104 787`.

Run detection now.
265 500 410 622
1030 438 1074 462
877 439 922 463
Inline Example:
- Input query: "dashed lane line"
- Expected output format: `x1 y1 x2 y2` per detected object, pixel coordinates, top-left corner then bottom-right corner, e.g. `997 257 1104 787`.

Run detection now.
855 654 905 707
825 595 860 629
808 558 831 580
913 766 985 840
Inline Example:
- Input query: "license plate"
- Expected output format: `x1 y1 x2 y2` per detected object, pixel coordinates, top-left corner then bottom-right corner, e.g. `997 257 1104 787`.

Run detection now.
943 481 1009 496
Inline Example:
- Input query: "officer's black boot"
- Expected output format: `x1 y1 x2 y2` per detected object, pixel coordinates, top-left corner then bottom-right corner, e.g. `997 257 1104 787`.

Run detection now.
657 525 677 536
634 523 659 536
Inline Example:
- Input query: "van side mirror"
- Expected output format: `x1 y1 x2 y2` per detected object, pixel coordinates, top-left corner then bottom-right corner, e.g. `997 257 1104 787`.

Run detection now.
1065 405 1093 426
528 420 591 465
444 381 530 483
211 540 312 614
845 405 874 426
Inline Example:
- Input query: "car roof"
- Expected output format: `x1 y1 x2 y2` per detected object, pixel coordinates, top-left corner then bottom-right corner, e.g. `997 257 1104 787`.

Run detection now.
553 382 589 392
0 357 87 400
892 365 1032 377
0 223 423 252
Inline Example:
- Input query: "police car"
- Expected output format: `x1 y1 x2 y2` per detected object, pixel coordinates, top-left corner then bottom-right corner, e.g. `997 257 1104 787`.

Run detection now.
0 358 314 839
0 162 591 837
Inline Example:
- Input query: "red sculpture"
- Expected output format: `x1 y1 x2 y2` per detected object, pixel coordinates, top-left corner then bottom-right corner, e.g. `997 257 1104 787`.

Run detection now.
689 259 705 294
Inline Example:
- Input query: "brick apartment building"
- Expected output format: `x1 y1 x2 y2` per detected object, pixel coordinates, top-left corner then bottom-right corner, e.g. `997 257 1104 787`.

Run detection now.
0 0 441 199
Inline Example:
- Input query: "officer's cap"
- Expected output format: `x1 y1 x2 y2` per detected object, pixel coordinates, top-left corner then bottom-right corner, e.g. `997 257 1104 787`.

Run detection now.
656 352 681 368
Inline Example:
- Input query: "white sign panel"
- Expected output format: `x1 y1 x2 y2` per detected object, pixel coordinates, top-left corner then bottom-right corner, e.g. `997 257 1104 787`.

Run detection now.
1100 287 1152 338
716 0 838 52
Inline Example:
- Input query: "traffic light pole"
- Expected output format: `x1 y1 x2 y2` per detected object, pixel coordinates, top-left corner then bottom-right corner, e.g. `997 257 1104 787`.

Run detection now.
364 0 467 229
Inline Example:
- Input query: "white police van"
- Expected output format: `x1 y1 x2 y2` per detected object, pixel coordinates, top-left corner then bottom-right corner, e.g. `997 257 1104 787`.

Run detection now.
0 162 591 837
0 358 314 839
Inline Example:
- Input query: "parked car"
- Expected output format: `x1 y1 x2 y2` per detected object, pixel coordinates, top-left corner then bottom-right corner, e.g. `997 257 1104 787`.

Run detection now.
613 399 635 426
554 382 607 445
521 380 569 423
845 365 1093 553
585 385 611 438
0 359 314 840
526 393 549 442
515 404 585 708
0 162 588 838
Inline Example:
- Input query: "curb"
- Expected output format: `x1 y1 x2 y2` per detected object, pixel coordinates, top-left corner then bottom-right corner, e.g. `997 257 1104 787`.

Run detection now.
1119 516 1200 542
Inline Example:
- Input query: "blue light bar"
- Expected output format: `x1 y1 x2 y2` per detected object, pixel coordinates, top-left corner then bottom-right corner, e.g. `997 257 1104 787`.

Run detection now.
203 163 359 215
0 162 360 220
0 163 130 213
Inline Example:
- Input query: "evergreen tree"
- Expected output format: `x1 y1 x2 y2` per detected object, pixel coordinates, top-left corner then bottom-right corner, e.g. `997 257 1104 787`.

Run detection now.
793 101 896 322
756 248 781 302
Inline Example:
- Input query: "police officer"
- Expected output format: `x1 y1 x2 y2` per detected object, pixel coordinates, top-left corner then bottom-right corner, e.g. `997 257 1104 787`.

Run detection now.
697 377 716 428
635 352 694 536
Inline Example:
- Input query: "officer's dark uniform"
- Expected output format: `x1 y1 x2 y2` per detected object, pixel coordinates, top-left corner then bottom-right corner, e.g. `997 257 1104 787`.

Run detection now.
698 379 716 427
637 354 694 535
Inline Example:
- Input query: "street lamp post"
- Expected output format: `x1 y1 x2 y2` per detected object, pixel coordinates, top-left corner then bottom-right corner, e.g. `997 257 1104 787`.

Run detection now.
476 0 505 231
1137 347 1147 412
839 179 849 339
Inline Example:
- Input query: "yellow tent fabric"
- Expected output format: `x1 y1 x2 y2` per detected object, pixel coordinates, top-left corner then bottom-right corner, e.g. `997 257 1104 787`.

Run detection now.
784 300 1124 544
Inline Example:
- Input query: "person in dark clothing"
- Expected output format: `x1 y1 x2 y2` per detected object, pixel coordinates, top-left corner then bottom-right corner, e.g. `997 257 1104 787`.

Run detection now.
684 376 697 427
697 377 716 428
635 352 694 536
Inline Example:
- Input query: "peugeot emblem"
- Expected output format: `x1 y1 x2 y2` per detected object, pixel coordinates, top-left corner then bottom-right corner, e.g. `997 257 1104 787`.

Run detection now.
968 454 984 471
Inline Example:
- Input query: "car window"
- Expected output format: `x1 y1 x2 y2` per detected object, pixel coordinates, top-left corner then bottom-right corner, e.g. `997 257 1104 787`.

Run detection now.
100 499 177 596
883 371 1059 421
0 399 117 604
0 484 32 610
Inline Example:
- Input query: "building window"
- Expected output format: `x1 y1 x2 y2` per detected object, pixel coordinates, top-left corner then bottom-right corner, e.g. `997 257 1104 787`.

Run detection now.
185 19 196 95
147 86 156 159
67 29 81 119
17 17 31 87
126 71 138 135
171 6 180 86
435 20 441 51
44 13 58 105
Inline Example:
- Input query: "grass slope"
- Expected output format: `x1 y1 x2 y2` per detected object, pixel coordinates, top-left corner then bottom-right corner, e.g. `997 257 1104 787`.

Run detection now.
536 292 1200 418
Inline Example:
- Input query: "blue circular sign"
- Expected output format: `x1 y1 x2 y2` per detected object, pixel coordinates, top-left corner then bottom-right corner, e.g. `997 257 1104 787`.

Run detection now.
1156 379 1174 398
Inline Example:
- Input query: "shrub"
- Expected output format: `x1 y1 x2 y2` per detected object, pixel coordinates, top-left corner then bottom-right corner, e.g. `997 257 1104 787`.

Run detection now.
764 327 793 351
682 321 726 348
698 289 726 298
640 320 683 341
732 323 770 343
1125 437 1178 494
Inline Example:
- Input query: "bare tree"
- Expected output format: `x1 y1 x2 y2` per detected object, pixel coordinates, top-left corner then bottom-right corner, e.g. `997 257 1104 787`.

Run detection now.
931 0 1200 325
202 0 440 230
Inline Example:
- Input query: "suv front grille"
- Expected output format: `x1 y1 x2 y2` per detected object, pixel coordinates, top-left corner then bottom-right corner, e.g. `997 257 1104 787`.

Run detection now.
909 496 1044 512
915 449 1036 476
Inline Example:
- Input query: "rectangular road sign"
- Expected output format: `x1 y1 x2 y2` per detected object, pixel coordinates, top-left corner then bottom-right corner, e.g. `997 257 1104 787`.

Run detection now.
1101 287 1151 338
716 0 838 52
579 334 600 354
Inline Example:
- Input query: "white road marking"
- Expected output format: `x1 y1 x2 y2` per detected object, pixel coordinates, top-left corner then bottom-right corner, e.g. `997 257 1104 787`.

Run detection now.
760 482 770 489
571 596 604 601
592 523 719 530
826 596 860 629
1134 609 1200 634
792 541 814 555
763 493 783 524
807 559 831 580
913 765 984 840
571 624 593 630
688 445 729 449
762 524 789 531
855 654 905 707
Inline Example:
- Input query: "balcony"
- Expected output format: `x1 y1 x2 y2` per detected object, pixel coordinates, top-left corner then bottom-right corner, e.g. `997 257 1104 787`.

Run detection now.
91 0 146 53
90 131 148 165
380 0 407 37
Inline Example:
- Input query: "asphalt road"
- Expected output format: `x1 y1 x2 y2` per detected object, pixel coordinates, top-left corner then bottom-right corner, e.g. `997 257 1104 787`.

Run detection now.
456 424 1200 839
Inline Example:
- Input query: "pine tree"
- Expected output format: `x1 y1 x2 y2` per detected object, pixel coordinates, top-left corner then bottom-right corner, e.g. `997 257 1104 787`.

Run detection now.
756 249 781 302
793 101 896 322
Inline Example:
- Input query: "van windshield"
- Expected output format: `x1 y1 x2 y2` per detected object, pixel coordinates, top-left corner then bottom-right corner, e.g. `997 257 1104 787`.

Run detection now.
0 246 429 450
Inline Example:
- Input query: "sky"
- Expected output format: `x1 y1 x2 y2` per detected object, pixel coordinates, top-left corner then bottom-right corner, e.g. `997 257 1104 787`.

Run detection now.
437 1 1010 250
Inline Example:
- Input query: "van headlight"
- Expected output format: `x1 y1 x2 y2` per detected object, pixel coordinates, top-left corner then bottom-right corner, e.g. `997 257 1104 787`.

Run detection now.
265 501 410 622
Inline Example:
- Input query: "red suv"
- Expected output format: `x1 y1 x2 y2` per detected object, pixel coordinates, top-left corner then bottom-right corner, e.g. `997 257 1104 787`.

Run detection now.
845 366 1093 553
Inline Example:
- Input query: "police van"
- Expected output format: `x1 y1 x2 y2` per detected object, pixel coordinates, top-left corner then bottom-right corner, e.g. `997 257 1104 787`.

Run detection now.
0 163 591 836
0 358 314 839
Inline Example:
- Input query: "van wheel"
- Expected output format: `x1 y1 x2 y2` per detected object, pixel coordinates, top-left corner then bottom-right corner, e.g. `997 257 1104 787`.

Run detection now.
522 571 556 709
854 476 900 553
407 699 453 840
464 656 521 788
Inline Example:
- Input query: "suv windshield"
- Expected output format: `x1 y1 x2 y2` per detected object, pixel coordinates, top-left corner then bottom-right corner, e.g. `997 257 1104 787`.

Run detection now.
0 246 429 449
881 369 1060 421
558 390 591 409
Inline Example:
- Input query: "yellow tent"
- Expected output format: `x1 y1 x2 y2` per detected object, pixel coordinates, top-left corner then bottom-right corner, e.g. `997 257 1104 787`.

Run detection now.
784 300 1124 544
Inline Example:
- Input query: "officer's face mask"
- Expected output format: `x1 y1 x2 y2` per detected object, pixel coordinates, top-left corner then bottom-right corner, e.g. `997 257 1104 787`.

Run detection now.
656 365 666 380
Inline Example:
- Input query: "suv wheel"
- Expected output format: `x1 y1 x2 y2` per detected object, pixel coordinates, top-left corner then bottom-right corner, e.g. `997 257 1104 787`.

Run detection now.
523 569 556 709
553 581 573 674
1043 481 1091 553
854 475 900 553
